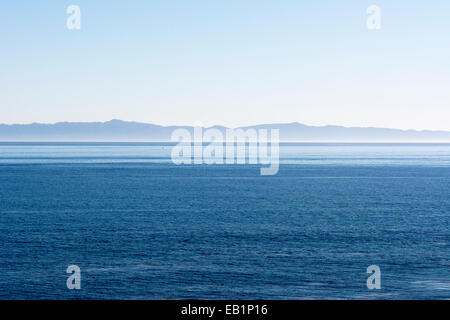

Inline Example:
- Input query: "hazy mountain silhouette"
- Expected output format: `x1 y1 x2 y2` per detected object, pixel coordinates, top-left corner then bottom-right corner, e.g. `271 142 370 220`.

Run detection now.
1 119 450 141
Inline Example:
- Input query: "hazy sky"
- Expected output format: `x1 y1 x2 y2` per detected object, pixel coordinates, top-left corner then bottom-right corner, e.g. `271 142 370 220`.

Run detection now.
1 1 449 130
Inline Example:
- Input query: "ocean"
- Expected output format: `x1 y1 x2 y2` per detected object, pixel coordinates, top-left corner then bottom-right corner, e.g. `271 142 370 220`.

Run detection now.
0 143 449 299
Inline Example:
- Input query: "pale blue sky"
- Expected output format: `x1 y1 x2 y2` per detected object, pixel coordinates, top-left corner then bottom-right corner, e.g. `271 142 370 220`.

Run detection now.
1 1 449 130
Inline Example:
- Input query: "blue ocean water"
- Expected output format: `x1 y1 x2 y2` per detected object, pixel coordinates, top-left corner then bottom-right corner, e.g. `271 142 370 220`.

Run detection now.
0 143 449 299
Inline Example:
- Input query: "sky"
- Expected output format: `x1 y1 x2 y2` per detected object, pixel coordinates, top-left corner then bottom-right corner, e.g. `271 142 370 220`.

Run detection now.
1 0 449 130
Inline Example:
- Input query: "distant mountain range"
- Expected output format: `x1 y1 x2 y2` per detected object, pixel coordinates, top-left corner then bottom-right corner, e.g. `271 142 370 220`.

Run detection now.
1 119 450 142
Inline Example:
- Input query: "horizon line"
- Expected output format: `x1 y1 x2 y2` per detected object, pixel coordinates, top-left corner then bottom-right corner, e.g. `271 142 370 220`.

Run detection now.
3 140 450 144
2 119 450 133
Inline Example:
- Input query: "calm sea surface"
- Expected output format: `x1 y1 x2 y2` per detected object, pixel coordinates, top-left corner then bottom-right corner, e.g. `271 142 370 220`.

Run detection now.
0 143 449 299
